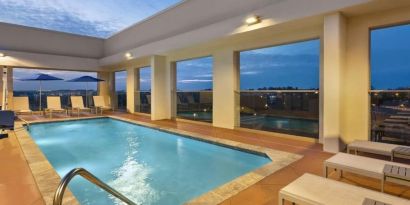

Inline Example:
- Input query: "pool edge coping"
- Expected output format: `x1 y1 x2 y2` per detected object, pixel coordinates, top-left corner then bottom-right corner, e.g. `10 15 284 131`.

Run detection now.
15 115 303 205
13 116 108 205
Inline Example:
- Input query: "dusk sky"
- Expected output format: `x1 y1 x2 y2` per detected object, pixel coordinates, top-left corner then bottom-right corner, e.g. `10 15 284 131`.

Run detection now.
177 57 213 91
371 23 410 90
8 0 409 93
0 0 181 38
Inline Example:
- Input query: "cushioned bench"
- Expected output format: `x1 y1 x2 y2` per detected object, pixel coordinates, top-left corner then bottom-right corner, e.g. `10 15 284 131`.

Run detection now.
324 153 410 192
347 140 410 161
279 173 409 205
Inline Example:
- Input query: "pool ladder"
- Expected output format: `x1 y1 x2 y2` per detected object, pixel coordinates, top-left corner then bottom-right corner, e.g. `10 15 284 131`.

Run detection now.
53 168 136 205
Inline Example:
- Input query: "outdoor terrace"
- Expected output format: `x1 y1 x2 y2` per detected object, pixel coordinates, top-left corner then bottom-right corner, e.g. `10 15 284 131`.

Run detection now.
1 112 409 205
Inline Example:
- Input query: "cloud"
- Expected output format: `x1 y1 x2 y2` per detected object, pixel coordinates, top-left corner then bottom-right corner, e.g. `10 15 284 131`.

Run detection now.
194 73 212 78
0 0 181 38
241 71 260 75
178 79 213 83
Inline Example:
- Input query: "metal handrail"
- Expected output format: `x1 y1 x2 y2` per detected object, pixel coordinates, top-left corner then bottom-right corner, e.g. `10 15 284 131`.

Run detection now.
370 90 410 93
235 89 319 93
53 168 136 205
17 116 30 131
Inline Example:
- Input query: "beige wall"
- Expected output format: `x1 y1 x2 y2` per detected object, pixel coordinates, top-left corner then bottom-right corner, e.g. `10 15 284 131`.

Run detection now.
0 22 103 58
97 72 115 107
341 6 410 143
213 50 239 129
322 13 346 152
151 55 171 120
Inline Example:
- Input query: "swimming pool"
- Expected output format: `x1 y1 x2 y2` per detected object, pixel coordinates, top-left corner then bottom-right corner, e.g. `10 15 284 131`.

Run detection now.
240 114 319 138
177 111 318 138
29 118 270 205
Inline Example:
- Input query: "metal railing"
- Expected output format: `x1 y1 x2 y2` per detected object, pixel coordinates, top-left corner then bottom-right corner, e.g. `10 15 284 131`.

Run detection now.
238 90 319 138
53 168 136 205
18 116 30 131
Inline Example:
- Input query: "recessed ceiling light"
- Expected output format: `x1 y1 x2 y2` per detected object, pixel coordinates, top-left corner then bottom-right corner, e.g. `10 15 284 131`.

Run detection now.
125 52 132 59
0 53 5 57
245 15 261 26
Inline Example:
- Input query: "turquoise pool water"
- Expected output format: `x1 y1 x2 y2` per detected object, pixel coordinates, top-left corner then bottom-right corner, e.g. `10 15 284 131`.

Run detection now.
177 111 318 138
29 118 270 205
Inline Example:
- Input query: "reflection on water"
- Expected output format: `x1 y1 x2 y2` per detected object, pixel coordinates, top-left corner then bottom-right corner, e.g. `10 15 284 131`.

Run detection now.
109 134 158 205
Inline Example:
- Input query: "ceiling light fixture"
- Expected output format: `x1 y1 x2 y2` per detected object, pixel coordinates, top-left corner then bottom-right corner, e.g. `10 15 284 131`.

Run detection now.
125 52 133 59
245 15 261 26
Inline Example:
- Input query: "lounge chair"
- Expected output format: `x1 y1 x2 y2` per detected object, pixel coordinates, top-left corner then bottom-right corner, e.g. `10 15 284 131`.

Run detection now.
12 96 33 115
279 173 410 205
93 96 112 115
324 152 410 192
44 96 67 118
70 96 92 117
348 140 410 161
0 110 15 137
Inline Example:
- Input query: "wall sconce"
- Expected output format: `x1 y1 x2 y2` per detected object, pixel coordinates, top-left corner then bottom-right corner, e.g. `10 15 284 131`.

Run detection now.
245 15 261 26
125 52 133 59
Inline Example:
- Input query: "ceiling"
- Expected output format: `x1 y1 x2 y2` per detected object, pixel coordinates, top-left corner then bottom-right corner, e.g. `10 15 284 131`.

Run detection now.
0 0 182 38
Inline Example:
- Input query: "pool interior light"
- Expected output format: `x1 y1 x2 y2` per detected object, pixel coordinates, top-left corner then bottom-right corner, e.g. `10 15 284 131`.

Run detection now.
245 15 261 26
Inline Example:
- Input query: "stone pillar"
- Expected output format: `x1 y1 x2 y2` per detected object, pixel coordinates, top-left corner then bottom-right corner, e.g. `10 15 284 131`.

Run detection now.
213 50 240 129
151 55 171 120
126 68 139 113
322 13 346 153
97 71 115 108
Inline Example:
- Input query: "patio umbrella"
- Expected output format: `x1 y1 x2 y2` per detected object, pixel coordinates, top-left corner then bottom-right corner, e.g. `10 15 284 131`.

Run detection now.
20 73 63 111
66 76 104 107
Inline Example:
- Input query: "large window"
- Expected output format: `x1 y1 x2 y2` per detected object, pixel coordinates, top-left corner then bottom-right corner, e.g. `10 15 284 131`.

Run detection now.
370 23 410 145
135 67 151 114
13 68 97 110
239 39 320 138
115 71 127 110
176 56 213 123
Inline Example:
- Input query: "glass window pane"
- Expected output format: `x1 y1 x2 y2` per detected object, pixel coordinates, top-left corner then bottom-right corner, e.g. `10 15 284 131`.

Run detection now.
240 39 320 90
139 67 151 91
370 23 410 145
176 56 213 91
371 24 410 90
13 68 97 110
239 39 320 138
136 67 151 114
115 70 127 110
176 56 213 123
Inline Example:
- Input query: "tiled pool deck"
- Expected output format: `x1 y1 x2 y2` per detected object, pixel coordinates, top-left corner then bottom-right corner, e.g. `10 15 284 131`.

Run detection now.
1 112 409 205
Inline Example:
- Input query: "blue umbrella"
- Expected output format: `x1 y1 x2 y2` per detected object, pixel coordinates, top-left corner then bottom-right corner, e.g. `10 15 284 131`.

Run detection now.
20 73 63 110
66 76 104 107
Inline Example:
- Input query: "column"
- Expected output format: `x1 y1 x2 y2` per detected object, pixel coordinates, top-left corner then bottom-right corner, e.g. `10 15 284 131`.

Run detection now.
322 13 346 153
151 55 171 120
126 67 141 113
97 71 115 108
213 49 240 129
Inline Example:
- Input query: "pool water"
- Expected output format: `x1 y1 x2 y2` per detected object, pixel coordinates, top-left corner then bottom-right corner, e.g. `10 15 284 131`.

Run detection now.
177 111 318 138
240 114 319 138
29 118 270 205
